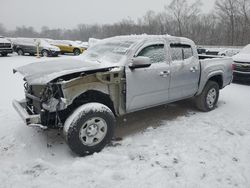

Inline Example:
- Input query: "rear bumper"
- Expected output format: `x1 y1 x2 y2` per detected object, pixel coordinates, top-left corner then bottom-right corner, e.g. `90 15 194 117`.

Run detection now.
12 99 47 129
233 71 250 81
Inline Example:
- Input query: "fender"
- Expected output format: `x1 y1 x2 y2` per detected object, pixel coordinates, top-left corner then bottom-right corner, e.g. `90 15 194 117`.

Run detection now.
196 70 223 96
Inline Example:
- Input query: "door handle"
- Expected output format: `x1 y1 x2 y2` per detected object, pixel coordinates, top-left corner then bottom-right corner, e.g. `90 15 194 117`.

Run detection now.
159 70 170 77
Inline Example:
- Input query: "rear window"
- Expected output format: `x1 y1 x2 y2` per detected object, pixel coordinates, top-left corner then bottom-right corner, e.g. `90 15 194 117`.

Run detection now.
170 44 193 61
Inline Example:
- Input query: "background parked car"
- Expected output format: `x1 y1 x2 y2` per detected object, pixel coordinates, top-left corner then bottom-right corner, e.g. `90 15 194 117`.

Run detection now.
197 47 207 54
48 40 86 55
205 48 220 55
0 36 13 56
12 38 60 57
232 44 250 82
218 48 240 57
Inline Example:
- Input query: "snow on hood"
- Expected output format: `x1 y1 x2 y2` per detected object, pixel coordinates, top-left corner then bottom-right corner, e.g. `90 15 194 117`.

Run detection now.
233 44 250 62
14 58 114 85
233 53 250 62
0 37 11 43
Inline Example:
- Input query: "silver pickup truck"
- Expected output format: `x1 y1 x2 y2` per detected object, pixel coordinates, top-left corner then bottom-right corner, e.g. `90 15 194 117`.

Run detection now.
13 35 233 156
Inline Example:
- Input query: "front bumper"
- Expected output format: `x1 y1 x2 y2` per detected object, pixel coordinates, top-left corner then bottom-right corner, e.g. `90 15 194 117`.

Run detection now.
49 50 60 57
12 99 47 129
233 71 250 81
0 48 13 53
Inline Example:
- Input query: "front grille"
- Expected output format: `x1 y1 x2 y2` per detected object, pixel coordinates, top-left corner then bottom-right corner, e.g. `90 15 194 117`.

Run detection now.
0 43 11 48
235 64 250 72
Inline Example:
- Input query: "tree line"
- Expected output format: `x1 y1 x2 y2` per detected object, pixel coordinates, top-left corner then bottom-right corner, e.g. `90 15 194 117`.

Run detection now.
0 0 250 46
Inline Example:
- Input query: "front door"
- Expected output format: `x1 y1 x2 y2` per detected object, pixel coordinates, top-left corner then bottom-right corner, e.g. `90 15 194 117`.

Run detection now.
126 42 171 113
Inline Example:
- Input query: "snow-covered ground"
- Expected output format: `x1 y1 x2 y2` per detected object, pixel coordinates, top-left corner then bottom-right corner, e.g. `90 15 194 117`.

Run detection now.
0 54 250 188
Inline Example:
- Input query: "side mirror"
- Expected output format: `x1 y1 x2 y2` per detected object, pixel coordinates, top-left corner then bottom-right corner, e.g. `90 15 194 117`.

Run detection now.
129 56 151 69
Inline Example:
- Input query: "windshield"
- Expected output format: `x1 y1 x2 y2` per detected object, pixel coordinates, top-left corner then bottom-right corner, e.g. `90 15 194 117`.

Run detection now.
81 40 137 64
240 44 250 54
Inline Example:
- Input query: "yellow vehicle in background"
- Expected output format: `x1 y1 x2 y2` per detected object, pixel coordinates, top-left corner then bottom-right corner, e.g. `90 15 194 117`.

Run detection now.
48 40 87 56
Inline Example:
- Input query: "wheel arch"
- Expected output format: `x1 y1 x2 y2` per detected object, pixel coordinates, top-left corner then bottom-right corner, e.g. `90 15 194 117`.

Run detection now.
70 90 116 116
208 74 223 89
197 73 223 96
73 48 81 53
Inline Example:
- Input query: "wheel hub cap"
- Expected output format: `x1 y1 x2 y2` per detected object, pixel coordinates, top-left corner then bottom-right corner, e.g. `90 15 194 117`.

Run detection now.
206 88 217 108
79 117 107 146
86 124 98 137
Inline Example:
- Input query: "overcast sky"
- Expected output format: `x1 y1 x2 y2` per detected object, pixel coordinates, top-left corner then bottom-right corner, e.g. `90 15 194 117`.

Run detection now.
0 0 215 30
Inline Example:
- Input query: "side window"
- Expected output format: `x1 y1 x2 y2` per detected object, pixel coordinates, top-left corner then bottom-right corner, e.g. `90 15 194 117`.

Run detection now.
137 44 166 64
183 46 193 59
170 43 193 61
170 45 183 61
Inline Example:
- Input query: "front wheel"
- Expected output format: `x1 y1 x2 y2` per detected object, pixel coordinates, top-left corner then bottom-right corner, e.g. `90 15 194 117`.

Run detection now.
195 81 219 112
63 103 115 156
41 50 49 57
17 49 24 56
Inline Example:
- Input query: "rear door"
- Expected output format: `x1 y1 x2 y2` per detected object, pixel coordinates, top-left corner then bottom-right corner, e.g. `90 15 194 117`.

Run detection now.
126 41 171 112
168 43 200 101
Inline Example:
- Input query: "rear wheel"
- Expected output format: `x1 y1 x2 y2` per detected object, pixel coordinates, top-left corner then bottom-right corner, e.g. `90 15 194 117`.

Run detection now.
17 49 24 56
195 81 219 112
73 48 81 56
63 103 115 156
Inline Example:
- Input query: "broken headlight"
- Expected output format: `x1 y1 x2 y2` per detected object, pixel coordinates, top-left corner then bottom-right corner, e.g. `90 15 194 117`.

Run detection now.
40 85 53 102
41 84 67 112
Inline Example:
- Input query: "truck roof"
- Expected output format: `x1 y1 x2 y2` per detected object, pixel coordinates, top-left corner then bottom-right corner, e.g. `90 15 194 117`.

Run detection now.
101 35 195 46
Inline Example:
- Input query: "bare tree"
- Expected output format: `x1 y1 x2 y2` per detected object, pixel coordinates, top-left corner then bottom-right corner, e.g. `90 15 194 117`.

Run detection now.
2 0 250 46
166 0 202 36
215 0 239 45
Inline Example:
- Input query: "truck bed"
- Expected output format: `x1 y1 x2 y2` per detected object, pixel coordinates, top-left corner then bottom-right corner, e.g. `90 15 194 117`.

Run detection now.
197 56 233 95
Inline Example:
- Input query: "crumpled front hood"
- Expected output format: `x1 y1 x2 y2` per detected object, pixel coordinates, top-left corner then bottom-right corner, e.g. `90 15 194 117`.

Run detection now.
14 57 114 85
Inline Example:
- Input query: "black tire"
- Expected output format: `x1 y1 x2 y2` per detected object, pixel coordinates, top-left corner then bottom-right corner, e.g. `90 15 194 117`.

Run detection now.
63 103 115 156
73 48 81 56
1 53 7 56
17 49 24 56
41 50 49 57
195 81 219 112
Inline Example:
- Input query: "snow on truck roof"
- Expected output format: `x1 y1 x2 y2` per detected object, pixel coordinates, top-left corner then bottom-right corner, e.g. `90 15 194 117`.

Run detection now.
100 35 194 45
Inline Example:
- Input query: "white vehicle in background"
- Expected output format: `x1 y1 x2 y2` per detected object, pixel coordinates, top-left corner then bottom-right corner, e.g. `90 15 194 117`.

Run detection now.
218 48 240 57
11 38 60 57
79 42 89 49
88 38 101 47
232 44 250 82
75 40 89 49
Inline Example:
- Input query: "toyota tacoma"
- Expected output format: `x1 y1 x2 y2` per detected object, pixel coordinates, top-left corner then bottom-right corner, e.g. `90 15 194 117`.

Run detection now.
13 35 233 156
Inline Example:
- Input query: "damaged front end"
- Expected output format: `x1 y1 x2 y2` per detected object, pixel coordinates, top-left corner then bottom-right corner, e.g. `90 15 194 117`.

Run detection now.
13 82 68 129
